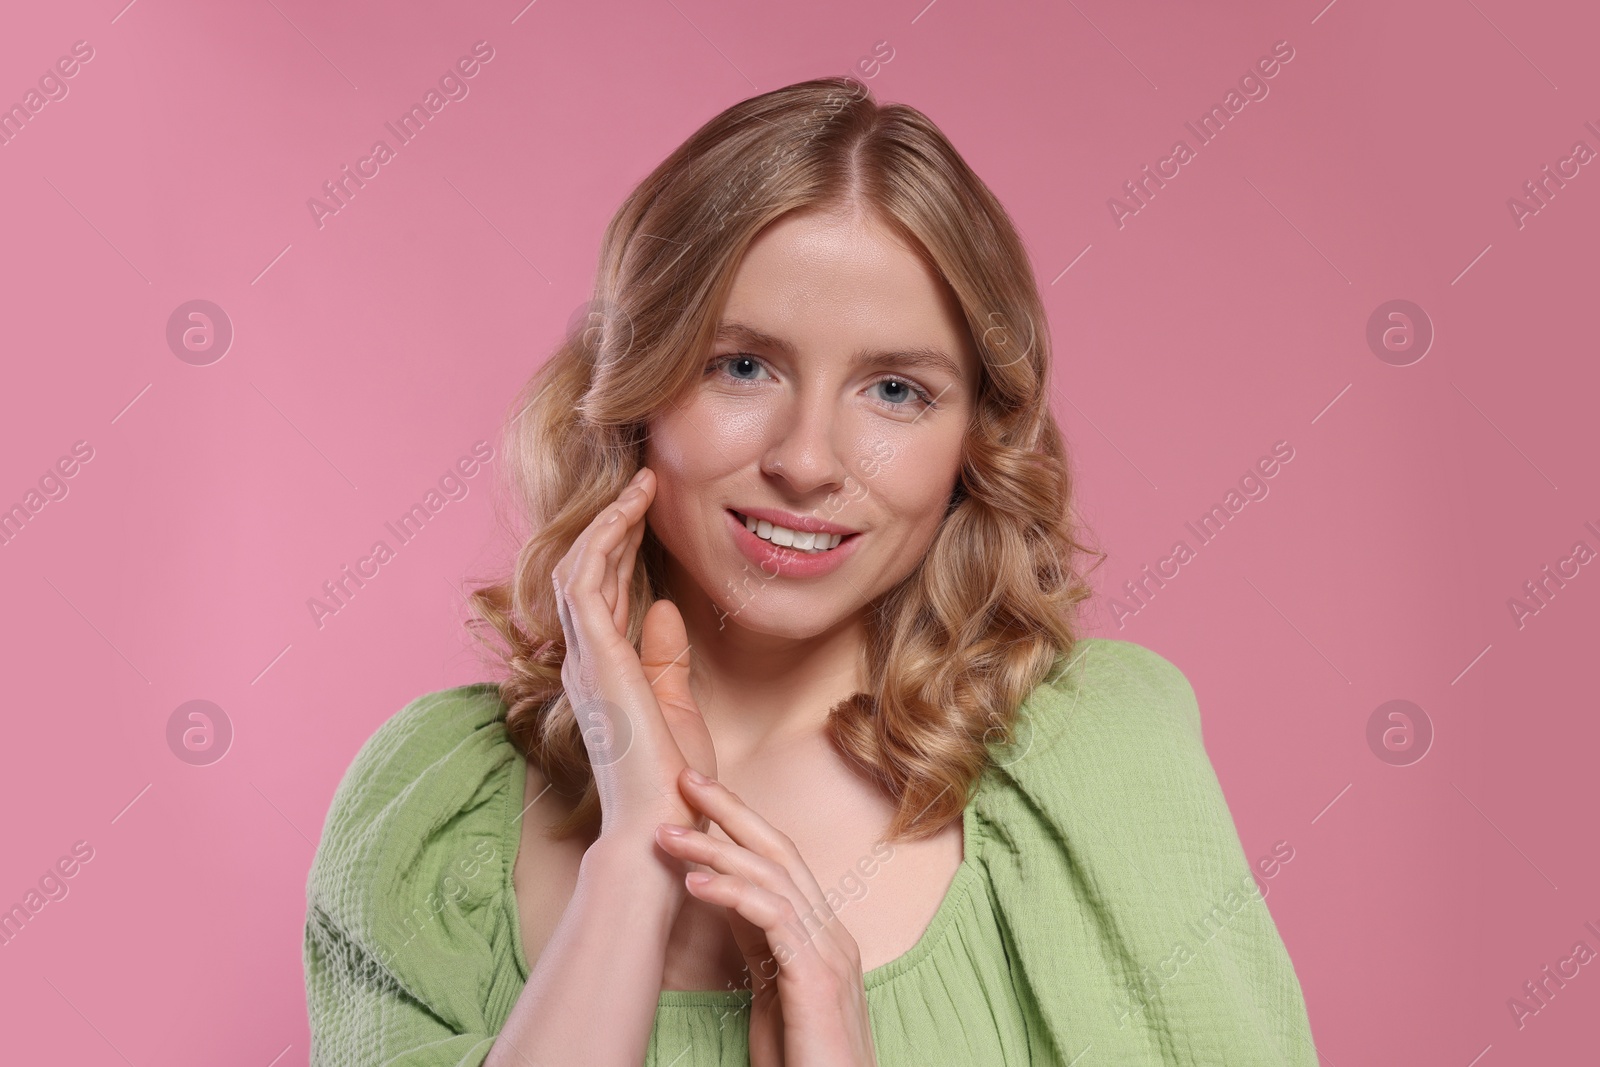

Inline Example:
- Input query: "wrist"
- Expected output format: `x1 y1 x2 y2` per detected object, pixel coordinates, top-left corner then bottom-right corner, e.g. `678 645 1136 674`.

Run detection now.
582 832 689 918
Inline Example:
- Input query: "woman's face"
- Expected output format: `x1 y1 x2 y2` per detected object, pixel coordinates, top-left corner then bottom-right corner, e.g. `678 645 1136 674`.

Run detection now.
644 206 980 641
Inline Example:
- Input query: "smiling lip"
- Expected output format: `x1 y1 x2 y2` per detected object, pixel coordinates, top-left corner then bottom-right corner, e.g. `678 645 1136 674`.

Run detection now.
725 509 862 578
729 507 859 536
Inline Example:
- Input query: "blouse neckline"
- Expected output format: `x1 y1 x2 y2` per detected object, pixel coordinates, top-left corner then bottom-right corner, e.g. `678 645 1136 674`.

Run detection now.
499 744 991 1011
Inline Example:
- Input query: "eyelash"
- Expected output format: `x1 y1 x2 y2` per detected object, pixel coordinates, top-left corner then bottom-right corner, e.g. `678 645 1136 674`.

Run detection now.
705 354 939 411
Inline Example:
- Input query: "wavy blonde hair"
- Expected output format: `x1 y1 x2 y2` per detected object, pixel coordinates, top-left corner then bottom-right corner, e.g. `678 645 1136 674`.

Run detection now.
467 75 1103 843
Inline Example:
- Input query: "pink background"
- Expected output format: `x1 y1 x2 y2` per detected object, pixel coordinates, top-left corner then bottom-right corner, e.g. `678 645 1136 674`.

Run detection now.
2 0 1597 1063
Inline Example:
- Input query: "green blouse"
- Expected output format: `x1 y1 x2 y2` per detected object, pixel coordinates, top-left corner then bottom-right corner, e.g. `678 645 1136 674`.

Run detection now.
304 637 1320 1065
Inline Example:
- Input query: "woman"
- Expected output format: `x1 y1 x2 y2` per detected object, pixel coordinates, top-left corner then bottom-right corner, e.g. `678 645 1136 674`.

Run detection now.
304 76 1319 1066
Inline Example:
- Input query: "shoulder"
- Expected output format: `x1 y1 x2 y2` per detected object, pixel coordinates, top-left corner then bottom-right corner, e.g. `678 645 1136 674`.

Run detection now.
986 637 1220 839
982 637 1246 914
307 682 522 956
322 682 514 818
1010 637 1201 764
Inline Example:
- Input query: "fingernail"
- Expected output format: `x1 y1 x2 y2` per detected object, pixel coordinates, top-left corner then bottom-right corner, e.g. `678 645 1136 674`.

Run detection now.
686 872 713 886
658 823 687 837
629 469 647 485
684 767 710 785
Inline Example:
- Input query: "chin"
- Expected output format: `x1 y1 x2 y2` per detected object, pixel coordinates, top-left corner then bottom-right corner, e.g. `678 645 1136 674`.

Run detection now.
710 597 844 639
708 574 880 638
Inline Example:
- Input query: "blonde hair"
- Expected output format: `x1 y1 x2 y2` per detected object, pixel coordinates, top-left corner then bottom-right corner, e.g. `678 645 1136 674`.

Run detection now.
467 75 1103 843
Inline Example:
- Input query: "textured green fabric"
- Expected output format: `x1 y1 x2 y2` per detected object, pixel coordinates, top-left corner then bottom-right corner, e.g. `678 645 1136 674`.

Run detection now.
304 637 1320 1066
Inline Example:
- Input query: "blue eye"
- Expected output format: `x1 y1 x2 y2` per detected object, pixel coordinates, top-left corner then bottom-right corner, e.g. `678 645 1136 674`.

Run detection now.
718 355 768 381
870 377 936 408
707 354 938 412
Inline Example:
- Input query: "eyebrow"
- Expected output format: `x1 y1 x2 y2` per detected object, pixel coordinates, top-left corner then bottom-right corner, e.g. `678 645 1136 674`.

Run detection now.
713 320 966 380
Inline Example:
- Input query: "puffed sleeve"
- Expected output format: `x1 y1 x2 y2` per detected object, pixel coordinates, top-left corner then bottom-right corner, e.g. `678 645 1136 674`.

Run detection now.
978 638 1321 1066
303 684 529 1067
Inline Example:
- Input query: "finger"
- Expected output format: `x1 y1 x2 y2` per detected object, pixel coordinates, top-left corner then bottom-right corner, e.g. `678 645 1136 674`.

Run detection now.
597 471 653 618
615 493 648 590
657 821 854 986
678 772 832 909
608 496 649 634
681 872 836 976
589 482 651 591
568 473 650 588
560 483 653 657
662 796 844 972
553 479 657 725
552 475 646 635
656 822 836 958
683 871 794 928
655 825 793 898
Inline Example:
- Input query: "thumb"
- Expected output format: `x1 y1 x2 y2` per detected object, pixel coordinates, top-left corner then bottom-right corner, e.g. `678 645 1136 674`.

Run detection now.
639 598 699 720
640 599 718 795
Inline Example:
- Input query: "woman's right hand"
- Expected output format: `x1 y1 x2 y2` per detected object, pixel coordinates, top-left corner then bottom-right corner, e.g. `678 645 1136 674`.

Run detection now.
551 466 717 846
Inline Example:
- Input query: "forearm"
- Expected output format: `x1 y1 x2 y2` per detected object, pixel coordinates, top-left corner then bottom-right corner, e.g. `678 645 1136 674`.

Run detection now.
485 837 684 1067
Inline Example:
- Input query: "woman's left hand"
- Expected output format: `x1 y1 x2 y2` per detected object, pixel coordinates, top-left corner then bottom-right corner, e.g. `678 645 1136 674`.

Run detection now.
653 766 879 1067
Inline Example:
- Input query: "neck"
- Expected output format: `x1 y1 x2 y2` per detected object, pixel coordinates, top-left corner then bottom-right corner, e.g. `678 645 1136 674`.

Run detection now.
662 559 871 763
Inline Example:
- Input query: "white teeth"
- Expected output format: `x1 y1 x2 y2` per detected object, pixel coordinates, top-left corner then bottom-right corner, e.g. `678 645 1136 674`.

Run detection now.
739 512 844 553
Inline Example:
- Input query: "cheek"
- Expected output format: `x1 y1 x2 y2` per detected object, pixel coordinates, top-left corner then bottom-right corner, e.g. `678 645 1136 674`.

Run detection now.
646 398 764 477
642 404 752 548
861 442 962 544
881 485 954 544
643 408 695 476
860 433 961 506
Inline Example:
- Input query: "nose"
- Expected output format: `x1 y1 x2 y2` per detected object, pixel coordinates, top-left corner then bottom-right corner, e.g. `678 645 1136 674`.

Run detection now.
758 394 851 496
